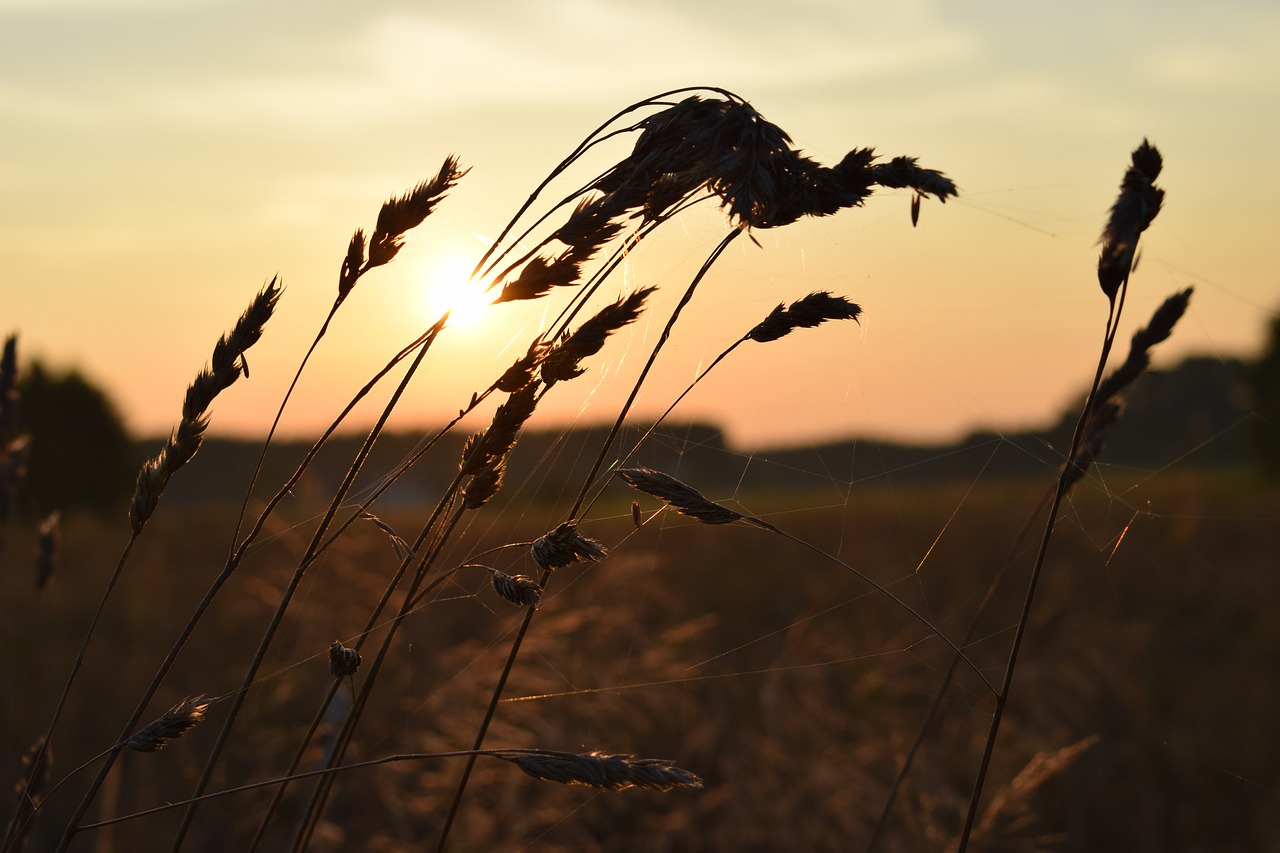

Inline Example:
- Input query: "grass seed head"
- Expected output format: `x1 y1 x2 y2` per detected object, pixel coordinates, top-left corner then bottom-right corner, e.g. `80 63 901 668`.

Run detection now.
126 696 210 753
490 569 543 607
748 292 861 343
540 288 656 386
329 641 362 679
496 749 703 792
367 156 467 269
531 521 607 571
1098 139 1165 301
618 467 744 525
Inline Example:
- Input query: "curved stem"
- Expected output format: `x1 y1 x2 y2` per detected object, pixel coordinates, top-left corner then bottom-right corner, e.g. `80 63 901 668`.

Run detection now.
433 228 742 852
164 321 448 852
955 278 1130 851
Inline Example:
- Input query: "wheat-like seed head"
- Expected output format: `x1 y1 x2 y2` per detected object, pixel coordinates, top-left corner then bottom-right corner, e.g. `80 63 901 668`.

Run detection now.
126 696 210 753
531 521 607 572
618 467 744 525
494 749 703 792
540 287 657 386
748 291 862 343
490 570 543 608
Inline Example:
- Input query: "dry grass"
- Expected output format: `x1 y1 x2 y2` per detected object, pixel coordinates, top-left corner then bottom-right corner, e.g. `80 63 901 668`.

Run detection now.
0 89 1240 851
2 476 1276 850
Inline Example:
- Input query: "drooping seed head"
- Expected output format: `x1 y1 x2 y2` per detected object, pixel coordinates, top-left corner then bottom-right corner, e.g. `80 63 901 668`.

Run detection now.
490 569 543 608
126 696 210 752
617 467 744 525
531 521 607 571
495 749 703 792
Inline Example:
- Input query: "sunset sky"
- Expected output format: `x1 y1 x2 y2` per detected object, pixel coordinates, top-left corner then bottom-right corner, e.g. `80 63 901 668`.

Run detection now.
3 0 1278 448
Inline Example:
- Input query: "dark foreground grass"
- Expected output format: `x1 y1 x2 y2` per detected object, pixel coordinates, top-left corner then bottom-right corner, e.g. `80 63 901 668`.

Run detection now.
3 471 1276 851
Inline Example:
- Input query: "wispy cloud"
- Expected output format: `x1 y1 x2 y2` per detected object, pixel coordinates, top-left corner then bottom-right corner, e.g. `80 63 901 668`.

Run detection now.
1 2 976 135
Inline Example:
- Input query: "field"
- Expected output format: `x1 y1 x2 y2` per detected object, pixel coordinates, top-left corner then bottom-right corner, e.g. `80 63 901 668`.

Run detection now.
3 87 1272 852
3 467 1276 851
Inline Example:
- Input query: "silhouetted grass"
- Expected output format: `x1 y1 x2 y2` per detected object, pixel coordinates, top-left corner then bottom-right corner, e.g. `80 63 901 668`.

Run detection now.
0 91 1232 852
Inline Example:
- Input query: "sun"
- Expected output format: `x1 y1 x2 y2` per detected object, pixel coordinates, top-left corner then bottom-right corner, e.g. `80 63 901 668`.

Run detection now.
416 252 495 330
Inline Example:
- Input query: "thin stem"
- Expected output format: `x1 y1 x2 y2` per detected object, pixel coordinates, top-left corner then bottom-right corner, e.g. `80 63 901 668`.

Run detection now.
2 534 136 853
954 280 1130 851
743 518 996 697
51 321 446 853
164 321 448 852
287 507 468 852
77 749 586 833
863 482 1054 851
434 229 743 852
473 86 744 279
227 298 342 549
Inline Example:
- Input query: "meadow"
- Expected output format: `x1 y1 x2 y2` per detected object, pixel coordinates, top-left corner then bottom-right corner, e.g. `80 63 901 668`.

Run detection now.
4 86 1274 851
3 470 1276 851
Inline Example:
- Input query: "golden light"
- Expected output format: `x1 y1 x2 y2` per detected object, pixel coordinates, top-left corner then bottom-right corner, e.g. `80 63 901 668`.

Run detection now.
416 252 495 330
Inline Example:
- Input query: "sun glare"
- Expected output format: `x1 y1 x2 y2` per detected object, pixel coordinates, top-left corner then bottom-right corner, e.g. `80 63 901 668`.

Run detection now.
417 253 495 330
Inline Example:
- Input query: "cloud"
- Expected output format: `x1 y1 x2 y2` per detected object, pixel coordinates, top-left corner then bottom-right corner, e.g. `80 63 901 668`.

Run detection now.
83 2 977 132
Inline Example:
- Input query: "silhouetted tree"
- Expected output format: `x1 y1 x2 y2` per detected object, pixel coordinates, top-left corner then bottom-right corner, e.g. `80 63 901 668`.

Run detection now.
1248 313 1280 479
17 362 136 512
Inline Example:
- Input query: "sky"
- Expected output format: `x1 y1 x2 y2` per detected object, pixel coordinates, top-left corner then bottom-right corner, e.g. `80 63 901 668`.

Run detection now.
3 0 1278 448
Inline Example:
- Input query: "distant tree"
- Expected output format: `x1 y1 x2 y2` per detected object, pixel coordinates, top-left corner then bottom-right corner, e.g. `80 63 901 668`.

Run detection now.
17 362 137 512
1248 313 1280 479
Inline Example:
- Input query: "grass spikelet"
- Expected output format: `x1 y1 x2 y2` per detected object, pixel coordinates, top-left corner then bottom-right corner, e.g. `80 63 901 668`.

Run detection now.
971 736 1100 844
128 455 166 534
328 641 361 679
540 287 657 386
551 195 627 253
495 340 549 393
367 156 467 269
358 511 419 562
494 247 593 303
462 460 506 510
617 467 745 525
530 521 607 571
35 510 60 591
493 749 703 792
1061 399 1125 491
128 278 281 532
747 291 862 343
868 155 958 202
125 697 210 753
1093 287 1194 408
1098 139 1164 302
460 381 541 478
489 570 543 608
337 228 366 301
